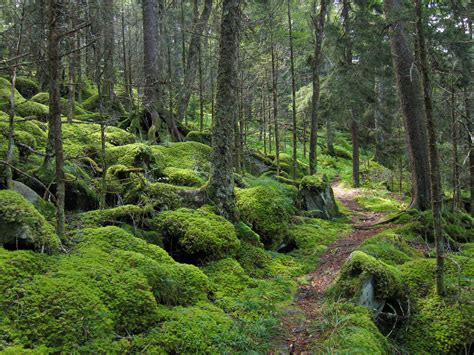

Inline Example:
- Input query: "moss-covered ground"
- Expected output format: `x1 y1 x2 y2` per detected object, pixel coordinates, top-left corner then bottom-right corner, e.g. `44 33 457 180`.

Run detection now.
0 76 472 353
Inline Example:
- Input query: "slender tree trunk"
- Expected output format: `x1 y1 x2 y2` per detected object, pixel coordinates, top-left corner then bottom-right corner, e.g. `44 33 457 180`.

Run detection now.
177 0 213 120
5 69 17 189
451 85 460 209
309 0 328 175
384 0 431 210
270 26 280 175
199 43 204 131
288 0 298 179
414 0 444 296
303 112 307 159
102 0 115 110
208 0 241 221
48 0 65 240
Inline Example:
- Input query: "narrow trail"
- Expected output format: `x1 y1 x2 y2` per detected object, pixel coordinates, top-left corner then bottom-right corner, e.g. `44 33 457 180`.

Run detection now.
281 182 392 354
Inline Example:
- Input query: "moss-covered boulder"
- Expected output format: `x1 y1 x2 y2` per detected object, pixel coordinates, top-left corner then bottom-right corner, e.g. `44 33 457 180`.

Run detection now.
299 174 339 219
185 130 212 146
0 190 60 253
153 207 240 264
236 183 295 248
162 167 205 187
14 77 39 99
243 150 274 176
331 251 404 312
5 275 114 351
106 143 155 170
80 204 153 228
31 92 89 116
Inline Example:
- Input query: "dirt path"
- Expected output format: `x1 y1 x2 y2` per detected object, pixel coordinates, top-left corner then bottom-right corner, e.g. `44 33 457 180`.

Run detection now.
281 182 390 354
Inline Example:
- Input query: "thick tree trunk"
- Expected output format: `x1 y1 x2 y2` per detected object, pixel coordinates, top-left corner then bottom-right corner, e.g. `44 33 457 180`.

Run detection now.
48 0 65 240
177 0 213 121
309 0 328 175
384 0 431 210
208 0 241 221
414 0 444 295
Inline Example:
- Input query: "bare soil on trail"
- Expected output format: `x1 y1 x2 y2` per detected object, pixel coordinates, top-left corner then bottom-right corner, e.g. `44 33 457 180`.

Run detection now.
281 182 392 354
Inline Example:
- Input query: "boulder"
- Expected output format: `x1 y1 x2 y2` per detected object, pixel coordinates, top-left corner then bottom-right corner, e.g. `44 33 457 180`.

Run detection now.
243 150 274 175
299 174 339 219
13 180 40 204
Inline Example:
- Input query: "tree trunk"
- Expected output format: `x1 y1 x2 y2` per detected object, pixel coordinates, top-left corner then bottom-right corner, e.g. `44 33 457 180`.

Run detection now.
309 0 328 175
384 0 431 210
177 0 213 121
270 21 280 176
288 0 298 179
208 0 241 221
451 85 460 209
48 0 65 240
414 0 444 296
102 0 115 110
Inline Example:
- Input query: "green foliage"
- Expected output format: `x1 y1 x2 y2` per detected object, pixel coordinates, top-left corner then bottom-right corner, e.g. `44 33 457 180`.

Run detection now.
153 208 240 263
0 190 60 253
354 190 404 214
331 251 404 301
236 180 296 248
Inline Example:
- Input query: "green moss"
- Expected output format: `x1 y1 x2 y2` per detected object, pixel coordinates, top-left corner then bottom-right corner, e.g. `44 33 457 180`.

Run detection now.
153 207 240 263
151 141 212 178
300 173 328 191
331 251 404 301
399 295 473 354
236 242 274 278
80 204 153 228
0 190 60 253
313 302 389 354
5 275 114 351
124 182 182 211
90 126 136 146
185 130 212 145
14 77 39 99
236 183 295 248
136 302 238 354
235 221 263 247
358 227 422 265
31 92 89 116
275 153 308 178
106 143 155 169
79 79 98 100
82 94 125 113
355 191 403 213
163 167 205 187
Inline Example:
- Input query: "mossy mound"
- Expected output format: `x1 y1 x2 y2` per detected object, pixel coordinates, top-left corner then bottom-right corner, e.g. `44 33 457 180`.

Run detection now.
79 204 153 228
162 167 205 187
0 190 60 253
275 153 308 178
151 141 212 178
354 190 403 214
298 174 339 219
134 302 238 353
153 207 240 264
331 251 404 302
314 302 389 353
82 93 125 114
399 295 473 354
358 226 422 265
236 182 295 248
185 130 212 145
124 181 182 211
15 77 39 99
106 143 155 170
31 92 89 116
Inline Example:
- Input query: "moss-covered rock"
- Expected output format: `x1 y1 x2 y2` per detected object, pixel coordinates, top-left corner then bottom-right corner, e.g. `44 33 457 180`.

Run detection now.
299 174 339 219
0 190 60 253
153 207 240 264
315 302 389 354
31 92 89 116
5 275 114 351
399 295 473 354
185 130 212 145
163 167 205 187
331 251 404 304
236 183 295 248
80 204 153 228
124 181 182 211
106 143 156 170
14 77 39 99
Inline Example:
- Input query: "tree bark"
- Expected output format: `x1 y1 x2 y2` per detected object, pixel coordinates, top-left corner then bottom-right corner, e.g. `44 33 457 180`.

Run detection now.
384 0 431 210
270 15 280 176
288 0 298 179
309 0 328 175
208 0 241 221
48 0 65 240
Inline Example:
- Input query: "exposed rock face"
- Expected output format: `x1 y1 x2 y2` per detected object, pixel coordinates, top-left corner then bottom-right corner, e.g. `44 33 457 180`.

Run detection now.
299 174 339 219
243 151 274 175
13 180 40 204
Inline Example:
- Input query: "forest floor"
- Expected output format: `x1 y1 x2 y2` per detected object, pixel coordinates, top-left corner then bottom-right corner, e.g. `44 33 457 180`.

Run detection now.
279 182 393 354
